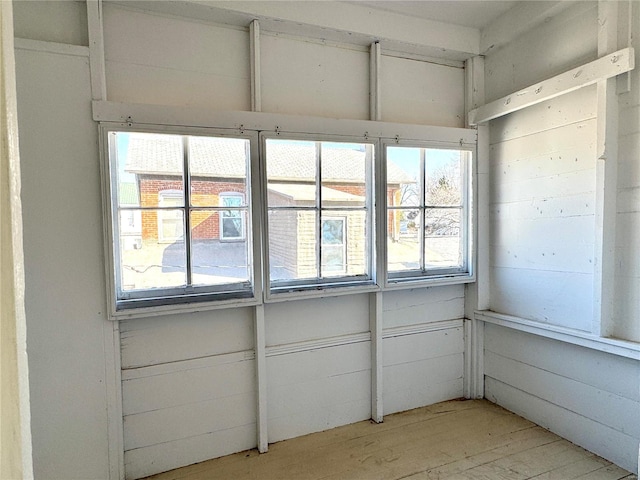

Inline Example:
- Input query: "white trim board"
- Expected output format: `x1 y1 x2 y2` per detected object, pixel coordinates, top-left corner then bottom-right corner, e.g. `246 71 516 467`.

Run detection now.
92 101 477 145
13 38 89 57
476 310 640 361
468 47 635 126
382 319 463 339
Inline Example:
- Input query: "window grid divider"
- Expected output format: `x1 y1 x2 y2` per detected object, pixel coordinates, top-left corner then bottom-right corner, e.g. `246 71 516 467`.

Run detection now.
182 136 193 287
316 141 323 279
419 148 426 271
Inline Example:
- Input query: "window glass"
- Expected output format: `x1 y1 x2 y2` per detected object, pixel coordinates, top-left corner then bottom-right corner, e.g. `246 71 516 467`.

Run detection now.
386 145 470 281
321 217 346 275
265 138 373 292
109 131 253 309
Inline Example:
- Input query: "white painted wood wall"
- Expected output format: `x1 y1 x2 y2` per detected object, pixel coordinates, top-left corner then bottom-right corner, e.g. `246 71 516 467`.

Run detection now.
12 2 468 479
483 2 640 473
12 1 640 478
615 3 640 343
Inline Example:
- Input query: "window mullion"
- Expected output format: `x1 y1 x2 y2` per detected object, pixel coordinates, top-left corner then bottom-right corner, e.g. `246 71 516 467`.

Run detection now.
419 148 426 271
182 136 193 287
365 144 374 280
316 141 322 279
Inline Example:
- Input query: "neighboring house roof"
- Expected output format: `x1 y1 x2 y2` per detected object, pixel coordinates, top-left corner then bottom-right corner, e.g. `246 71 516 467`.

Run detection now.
268 183 365 203
124 133 414 184
119 182 139 205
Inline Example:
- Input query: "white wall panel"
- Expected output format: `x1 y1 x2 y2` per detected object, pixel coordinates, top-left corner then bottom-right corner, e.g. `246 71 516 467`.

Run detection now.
122 353 256 416
124 424 256 480
122 353 256 478
265 295 369 346
103 4 250 110
381 55 464 127
382 286 464 329
484 324 640 474
261 35 369 120
267 342 371 443
12 0 88 46
15 49 110 479
489 91 596 330
383 328 464 414
613 5 640 342
484 3 597 102
490 269 593 330
120 308 253 369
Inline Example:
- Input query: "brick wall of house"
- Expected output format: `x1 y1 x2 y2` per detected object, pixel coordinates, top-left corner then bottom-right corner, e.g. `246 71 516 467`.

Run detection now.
139 175 245 242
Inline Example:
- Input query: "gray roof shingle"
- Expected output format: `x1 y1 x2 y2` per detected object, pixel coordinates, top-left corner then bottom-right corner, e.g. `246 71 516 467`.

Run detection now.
124 133 413 184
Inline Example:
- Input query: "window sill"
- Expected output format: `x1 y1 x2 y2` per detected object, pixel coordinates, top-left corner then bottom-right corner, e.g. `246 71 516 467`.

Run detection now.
384 272 475 290
476 310 640 361
109 294 260 320
265 282 380 303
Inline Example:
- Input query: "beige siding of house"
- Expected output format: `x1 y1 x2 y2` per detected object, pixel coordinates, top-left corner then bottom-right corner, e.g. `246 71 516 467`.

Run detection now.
268 211 298 279
296 211 316 278
346 212 366 276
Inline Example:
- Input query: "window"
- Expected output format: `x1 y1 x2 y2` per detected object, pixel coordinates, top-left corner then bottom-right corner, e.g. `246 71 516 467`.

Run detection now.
219 193 245 240
385 144 472 283
100 110 476 313
105 129 256 311
264 137 374 294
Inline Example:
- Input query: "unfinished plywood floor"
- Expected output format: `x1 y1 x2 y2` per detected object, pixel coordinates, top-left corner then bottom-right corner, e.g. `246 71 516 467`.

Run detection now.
144 399 636 480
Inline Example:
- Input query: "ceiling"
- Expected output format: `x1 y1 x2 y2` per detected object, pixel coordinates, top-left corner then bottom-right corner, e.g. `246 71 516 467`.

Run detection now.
346 1 519 29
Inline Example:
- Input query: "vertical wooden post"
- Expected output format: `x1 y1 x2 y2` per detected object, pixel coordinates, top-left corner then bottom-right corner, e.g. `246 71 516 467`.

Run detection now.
87 2 124 477
369 41 383 422
370 42 381 122
1 1 33 477
103 320 124 479
369 292 383 423
593 0 619 337
464 55 487 399
254 304 268 452
87 0 107 101
249 19 266 452
250 20 261 113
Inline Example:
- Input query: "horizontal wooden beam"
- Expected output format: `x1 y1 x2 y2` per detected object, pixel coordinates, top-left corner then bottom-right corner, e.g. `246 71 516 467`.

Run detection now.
468 47 635 126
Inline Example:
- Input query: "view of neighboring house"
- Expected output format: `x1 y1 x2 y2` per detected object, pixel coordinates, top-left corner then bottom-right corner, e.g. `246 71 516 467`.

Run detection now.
121 133 413 281
118 182 142 250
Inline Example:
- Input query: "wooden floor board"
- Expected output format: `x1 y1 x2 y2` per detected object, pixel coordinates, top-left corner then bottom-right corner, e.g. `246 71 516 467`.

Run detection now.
143 400 635 480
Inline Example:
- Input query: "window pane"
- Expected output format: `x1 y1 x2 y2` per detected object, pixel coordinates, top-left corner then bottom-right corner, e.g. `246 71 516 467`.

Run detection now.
388 208 421 272
269 209 317 282
424 208 463 268
387 146 420 208
190 210 250 286
425 149 464 207
321 217 345 276
266 139 317 207
119 209 186 292
321 143 368 208
119 132 184 208
321 211 367 277
188 136 248 207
